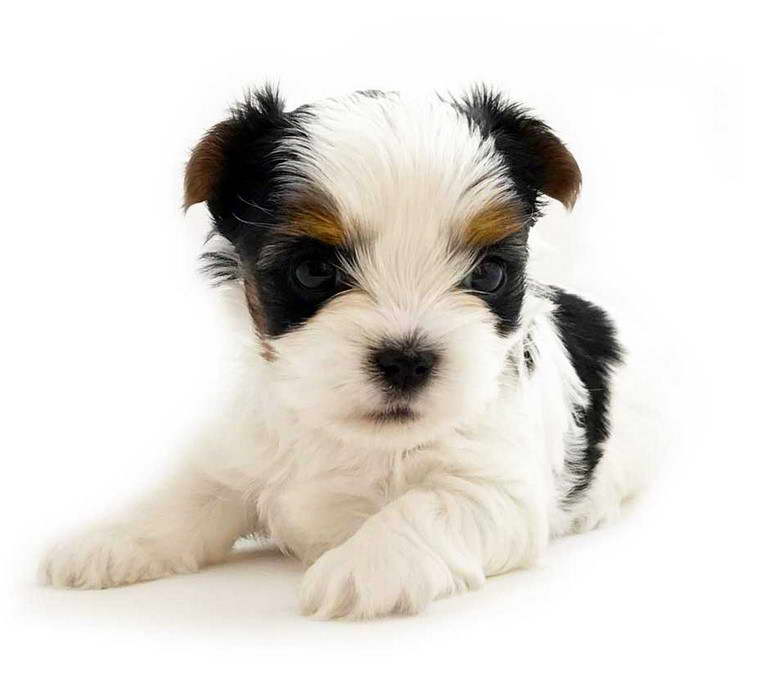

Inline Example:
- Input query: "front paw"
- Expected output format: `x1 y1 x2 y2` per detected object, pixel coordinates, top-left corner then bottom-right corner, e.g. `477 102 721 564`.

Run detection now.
39 526 198 589
300 532 483 620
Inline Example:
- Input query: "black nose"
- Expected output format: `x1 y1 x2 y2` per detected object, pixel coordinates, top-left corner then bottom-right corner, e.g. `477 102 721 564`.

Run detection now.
371 346 438 393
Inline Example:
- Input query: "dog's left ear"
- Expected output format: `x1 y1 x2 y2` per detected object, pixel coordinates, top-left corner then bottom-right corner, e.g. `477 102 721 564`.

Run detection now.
460 87 582 210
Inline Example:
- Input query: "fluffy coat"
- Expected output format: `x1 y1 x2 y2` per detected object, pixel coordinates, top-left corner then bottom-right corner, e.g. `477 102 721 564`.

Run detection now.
40 87 650 619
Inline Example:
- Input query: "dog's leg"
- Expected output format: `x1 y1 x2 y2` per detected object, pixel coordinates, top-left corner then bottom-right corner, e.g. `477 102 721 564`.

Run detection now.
300 474 547 619
39 464 253 589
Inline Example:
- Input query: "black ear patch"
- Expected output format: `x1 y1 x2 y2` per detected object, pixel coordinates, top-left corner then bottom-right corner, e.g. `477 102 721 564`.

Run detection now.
184 86 303 245
456 87 582 212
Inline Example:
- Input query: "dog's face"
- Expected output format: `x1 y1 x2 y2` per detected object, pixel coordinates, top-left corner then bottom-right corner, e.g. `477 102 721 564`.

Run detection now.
186 88 580 449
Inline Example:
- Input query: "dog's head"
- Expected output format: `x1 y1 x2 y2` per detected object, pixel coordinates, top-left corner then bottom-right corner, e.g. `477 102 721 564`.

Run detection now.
185 87 580 449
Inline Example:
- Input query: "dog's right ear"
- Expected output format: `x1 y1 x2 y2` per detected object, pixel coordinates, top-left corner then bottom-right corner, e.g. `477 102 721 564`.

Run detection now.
183 86 290 241
184 119 238 211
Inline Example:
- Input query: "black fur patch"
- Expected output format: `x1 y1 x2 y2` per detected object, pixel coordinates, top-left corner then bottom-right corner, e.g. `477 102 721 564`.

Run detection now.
203 87 309 250
463 230 528 336
254 233 356 336
455 87 543 219
453 85 581 216
200 234 241 285
523 330 536 374
550 287 624 501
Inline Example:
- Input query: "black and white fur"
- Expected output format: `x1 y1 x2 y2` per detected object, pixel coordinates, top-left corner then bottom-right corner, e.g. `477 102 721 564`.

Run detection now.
40 86 650 619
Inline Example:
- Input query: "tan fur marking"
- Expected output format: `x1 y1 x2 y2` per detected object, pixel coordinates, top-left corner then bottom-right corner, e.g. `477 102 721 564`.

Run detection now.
241 265 278 361
286 197 346 246
464 204 524 247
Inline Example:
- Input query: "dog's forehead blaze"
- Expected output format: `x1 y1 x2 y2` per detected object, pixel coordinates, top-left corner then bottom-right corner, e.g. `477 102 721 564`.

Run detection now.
463 204 524 247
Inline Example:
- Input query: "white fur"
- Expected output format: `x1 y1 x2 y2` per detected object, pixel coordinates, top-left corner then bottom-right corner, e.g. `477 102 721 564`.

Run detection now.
39 93 650 619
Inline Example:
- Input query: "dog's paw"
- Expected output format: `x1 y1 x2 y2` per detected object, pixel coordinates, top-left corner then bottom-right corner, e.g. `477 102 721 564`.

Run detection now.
300 531 484 620
39 526 198 589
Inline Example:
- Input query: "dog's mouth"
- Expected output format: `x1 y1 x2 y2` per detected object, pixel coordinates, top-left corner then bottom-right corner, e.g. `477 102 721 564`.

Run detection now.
364 405 419 425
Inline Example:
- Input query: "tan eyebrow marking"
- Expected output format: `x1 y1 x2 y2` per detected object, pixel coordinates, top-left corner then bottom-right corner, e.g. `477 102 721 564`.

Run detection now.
285 195 346 246
463 203 525 247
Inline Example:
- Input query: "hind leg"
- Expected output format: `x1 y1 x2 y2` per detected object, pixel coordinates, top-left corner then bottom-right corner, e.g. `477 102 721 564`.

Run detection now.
568 364 659 534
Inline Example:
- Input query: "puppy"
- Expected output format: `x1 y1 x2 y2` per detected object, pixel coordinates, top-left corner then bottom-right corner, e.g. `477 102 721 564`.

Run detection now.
40 86 649 619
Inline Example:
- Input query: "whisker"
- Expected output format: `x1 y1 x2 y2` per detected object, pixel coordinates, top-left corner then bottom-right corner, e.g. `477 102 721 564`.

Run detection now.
237 194 273 214
231 212 273 227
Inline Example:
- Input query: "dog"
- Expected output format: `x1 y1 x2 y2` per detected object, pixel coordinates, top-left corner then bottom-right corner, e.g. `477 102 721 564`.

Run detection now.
40 86 649 619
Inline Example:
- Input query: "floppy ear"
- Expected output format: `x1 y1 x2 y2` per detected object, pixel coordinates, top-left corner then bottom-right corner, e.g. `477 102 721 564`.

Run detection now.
517 121 582 210
184 120 239 210
459 87 582 210
182 86 291 241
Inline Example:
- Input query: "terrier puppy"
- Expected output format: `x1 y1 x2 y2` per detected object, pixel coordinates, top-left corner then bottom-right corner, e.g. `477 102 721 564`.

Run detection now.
40 86 649 619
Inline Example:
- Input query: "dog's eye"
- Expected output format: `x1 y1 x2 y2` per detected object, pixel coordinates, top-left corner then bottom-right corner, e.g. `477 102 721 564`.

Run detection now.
292 258 337 292
463 258 507 294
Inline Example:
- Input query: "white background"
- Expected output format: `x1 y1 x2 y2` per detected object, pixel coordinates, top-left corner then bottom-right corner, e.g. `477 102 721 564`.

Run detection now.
2 2 781 678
